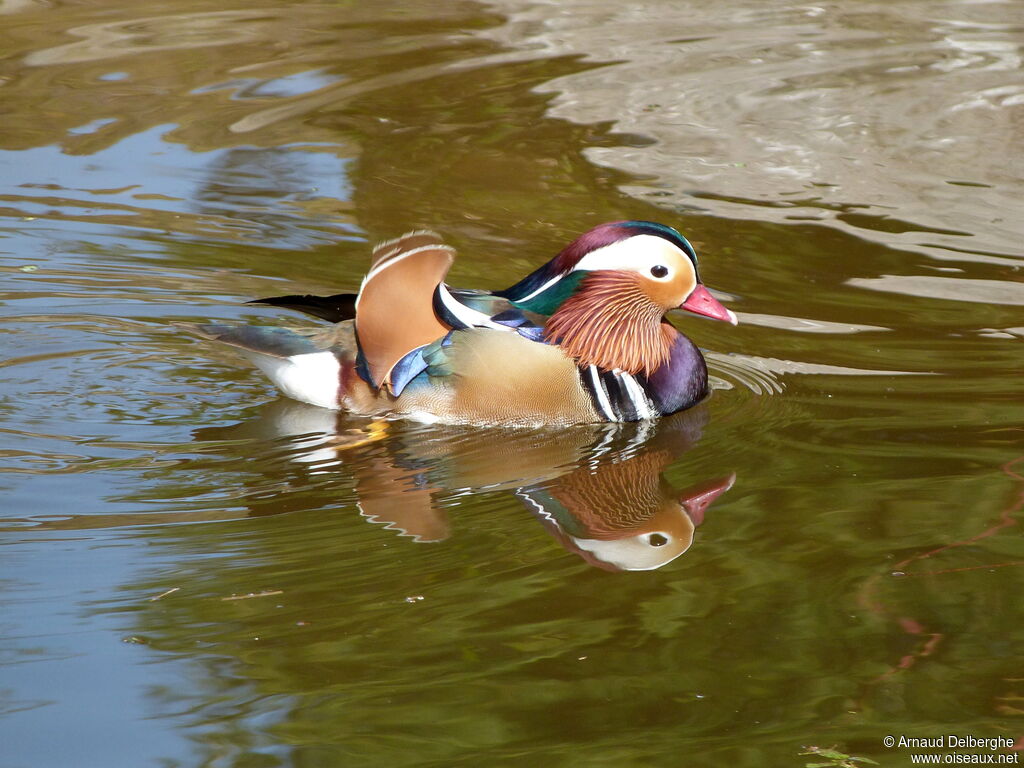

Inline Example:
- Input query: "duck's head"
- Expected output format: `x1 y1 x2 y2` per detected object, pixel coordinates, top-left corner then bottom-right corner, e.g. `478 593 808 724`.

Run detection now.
501 220 737 325
502 221 735 375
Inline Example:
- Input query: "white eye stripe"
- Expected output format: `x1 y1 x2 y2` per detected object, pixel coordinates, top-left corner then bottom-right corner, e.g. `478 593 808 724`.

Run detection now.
571 234 692 278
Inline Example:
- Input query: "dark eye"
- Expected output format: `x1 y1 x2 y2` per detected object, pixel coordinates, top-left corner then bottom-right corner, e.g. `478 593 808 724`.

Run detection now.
650 265 669 278
648 533 669 547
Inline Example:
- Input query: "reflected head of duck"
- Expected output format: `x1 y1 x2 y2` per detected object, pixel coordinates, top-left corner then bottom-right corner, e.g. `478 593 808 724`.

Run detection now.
519 448 736 571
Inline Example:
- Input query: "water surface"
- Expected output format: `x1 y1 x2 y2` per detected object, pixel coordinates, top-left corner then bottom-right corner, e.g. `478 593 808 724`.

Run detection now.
1 1 1022 766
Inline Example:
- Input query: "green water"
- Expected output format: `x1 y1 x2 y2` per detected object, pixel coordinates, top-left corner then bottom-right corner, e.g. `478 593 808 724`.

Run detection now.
1 1 1022 766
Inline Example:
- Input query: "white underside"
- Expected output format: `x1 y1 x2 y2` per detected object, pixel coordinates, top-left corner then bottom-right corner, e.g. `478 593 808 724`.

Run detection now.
250 351 341 410
572 534 691 571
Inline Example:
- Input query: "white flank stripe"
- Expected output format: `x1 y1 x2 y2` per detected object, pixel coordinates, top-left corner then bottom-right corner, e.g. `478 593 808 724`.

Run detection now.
619 372 658 420
437 285 506 330
251 351 341 410
588 365 616 421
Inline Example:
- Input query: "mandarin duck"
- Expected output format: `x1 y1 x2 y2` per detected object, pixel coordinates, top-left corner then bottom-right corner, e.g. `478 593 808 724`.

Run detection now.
195 221 736 426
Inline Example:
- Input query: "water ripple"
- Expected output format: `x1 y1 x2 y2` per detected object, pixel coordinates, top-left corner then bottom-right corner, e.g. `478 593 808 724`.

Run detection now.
483 0 1024 260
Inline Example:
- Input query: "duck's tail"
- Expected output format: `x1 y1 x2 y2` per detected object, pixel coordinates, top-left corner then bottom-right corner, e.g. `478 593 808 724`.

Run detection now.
187 323 342 410
246 292 357 323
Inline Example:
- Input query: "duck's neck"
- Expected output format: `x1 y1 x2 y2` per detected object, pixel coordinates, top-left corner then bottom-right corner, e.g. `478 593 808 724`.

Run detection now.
543 272 673 376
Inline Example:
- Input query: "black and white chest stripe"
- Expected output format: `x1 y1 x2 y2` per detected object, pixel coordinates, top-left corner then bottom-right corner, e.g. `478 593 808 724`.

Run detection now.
432 285 661 422
580 365 660 422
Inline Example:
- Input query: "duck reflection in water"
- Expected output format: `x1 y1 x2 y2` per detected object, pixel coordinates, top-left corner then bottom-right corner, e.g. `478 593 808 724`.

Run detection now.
519 455 734 572
196 399 735 571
